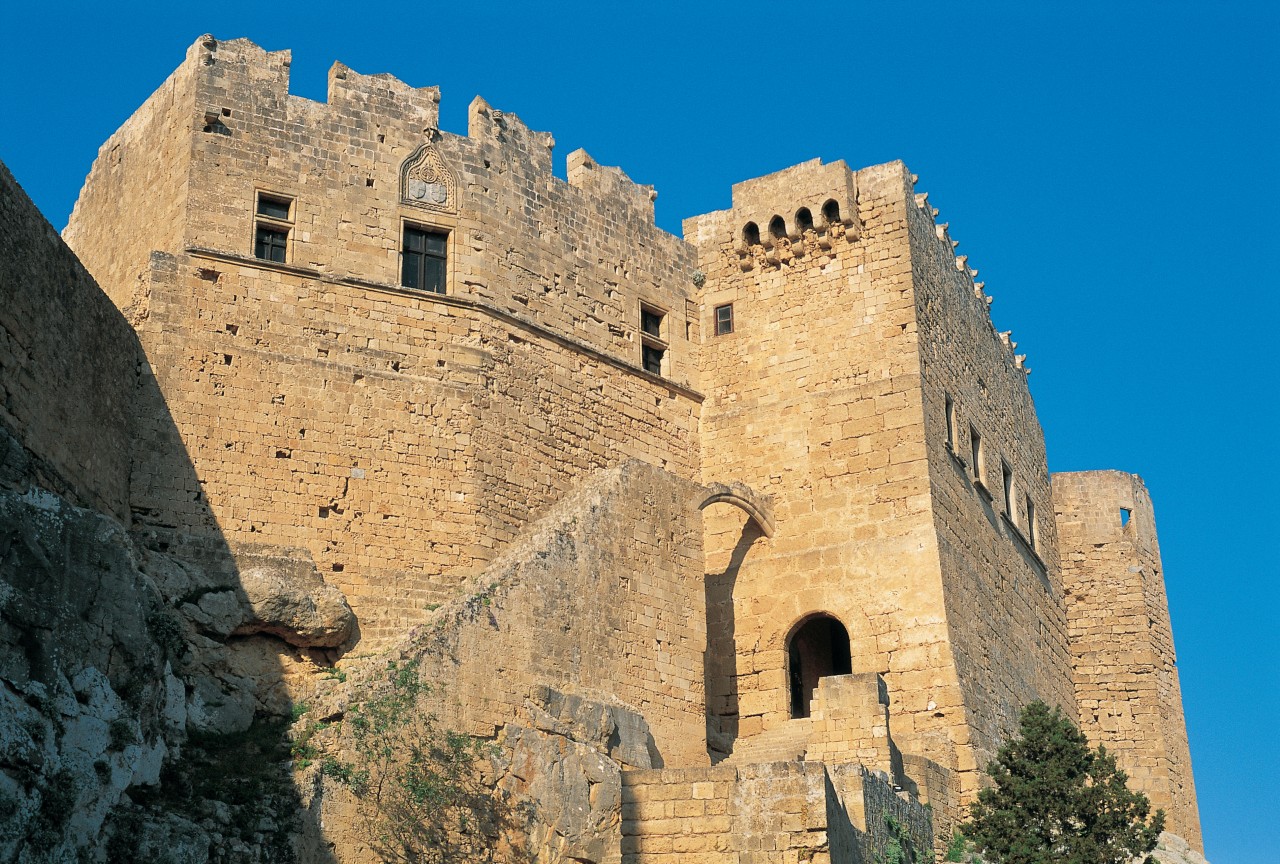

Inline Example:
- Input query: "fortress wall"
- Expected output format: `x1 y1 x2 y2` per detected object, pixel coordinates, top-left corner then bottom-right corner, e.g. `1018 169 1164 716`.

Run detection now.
687 160 962 772
905 181 1075 796
178 37 698 390
127 254 699 645
65 36 702 644
63 41 196 317
0 162 139 520
1053 470 1202 850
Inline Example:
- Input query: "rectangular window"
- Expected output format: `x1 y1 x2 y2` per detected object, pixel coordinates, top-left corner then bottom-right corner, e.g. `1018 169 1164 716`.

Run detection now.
1001 460 1015 519
1025 494 1037 550
402 225 448 294
254 192 293 263
970 425 984 484
640 303 667 375
715 303 734 336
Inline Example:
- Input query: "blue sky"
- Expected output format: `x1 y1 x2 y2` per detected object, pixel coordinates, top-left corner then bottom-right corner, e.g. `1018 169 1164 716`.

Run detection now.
1 2 1275 860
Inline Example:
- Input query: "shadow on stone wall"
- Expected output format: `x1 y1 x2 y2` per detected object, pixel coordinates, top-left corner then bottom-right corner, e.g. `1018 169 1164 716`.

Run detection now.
704 519 764 763
0 160 342 863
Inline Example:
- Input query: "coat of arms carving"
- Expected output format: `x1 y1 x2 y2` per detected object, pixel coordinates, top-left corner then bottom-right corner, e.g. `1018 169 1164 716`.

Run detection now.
400 143 457 212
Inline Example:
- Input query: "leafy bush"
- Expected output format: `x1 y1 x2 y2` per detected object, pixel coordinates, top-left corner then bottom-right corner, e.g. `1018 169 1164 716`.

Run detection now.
323 658 506 863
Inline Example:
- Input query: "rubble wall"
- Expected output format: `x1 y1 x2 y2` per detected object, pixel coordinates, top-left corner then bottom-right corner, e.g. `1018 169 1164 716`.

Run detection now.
1054 470 1202 850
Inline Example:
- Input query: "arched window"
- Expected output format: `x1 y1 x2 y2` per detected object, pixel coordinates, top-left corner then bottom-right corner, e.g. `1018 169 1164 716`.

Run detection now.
822 199 841 226
743 221 761 247
768 215 787 239
795 207 814 234
787 614 852 719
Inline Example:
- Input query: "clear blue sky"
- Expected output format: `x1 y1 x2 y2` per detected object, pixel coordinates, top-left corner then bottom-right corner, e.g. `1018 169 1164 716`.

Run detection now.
2 2 1275 860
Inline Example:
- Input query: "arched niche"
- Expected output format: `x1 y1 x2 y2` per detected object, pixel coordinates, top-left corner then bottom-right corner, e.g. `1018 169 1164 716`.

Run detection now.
787 613 852 719
742 221 761 247
795 207 814 234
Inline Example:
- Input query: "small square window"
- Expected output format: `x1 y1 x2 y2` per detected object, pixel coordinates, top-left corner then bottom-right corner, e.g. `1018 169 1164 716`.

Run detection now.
715 303 734 336
254 225 289 263
641 306 664 338
402 224 448 294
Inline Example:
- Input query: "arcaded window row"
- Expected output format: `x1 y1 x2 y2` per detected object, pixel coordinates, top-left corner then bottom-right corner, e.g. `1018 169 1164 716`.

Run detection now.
741 200 842 247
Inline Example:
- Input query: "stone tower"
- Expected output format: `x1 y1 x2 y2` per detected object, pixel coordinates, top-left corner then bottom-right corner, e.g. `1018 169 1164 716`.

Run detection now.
686 158 1077 819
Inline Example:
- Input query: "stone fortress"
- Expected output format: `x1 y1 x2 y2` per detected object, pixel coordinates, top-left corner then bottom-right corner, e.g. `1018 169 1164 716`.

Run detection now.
0 33 1203 863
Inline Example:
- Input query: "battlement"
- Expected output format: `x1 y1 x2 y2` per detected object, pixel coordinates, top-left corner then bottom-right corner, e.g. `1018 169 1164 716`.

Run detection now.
184 35 661 229
908 172 1032 378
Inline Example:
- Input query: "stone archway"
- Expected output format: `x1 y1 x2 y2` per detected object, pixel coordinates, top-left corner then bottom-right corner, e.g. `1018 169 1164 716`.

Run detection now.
787 613 852 719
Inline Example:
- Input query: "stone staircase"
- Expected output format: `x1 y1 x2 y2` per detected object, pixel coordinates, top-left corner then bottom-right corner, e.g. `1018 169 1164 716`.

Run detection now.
721 719 814 765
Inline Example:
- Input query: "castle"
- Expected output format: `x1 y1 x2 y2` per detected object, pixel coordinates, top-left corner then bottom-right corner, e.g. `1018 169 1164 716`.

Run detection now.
0 34 1202 863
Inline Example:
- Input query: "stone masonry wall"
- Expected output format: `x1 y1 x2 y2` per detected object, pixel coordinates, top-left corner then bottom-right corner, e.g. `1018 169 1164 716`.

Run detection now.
317 460 712 863
620 761 932 864
0 161 140 521
1054 470 1202 851
905 181 1076 796
687 159 964 788
64 36 703 646
62 42 196 320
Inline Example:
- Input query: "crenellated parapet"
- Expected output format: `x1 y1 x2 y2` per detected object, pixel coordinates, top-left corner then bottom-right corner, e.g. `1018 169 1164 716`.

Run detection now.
909 176 1031 378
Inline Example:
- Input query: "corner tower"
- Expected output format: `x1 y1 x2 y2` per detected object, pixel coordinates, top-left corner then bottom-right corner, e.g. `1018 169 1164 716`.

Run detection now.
686 159 1076 819
1054 471 1202 850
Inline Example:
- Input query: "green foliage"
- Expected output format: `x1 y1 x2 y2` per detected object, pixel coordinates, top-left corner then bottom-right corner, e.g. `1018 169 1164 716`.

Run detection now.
145 607 187 661
960 701 1165 864
109 719 136 750
324 658 505 863
879 812 919 864
944 829 972 862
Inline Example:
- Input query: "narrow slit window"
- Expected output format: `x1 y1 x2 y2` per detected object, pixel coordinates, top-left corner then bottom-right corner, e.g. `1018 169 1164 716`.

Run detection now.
1025 494 1037 549
715 303 734 336
402 224 448 294
1002 460 1015 519
970 425 984 484
944 395 955 450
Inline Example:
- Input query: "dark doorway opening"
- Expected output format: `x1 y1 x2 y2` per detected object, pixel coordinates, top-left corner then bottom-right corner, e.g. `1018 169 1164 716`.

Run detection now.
787 614 852 719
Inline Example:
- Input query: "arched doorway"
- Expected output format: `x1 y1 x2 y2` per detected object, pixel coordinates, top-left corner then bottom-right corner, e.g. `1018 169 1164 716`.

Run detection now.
787 614 852 719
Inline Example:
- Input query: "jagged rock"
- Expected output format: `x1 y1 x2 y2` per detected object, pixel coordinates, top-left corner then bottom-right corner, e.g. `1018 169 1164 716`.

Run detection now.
1154 833 1210 864
232 544 355 648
